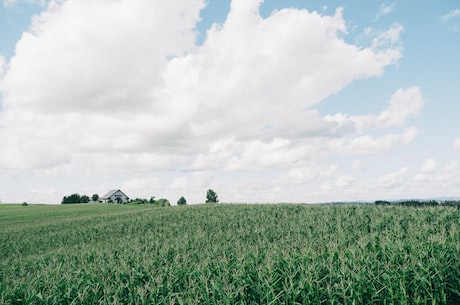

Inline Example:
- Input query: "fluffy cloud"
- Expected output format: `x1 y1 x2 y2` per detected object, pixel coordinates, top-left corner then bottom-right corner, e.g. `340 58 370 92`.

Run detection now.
453 138 460 149
376 2 396 19
325 86 424 143
441 9 460 33
3 0 48 7
0 0 425 203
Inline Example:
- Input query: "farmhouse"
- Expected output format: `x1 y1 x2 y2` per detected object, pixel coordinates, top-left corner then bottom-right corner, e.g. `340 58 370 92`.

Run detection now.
100 189 130 204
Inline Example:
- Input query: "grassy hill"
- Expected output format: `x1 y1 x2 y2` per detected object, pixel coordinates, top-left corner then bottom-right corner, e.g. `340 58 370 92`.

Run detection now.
1 203 459 304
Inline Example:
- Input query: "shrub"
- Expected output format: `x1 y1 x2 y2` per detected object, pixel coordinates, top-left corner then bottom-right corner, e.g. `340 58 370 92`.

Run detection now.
206 189 218 203
156 198 171 207
177 196 187 206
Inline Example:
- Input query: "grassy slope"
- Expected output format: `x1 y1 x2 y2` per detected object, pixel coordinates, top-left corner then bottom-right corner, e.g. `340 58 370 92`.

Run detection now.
0 204 459 304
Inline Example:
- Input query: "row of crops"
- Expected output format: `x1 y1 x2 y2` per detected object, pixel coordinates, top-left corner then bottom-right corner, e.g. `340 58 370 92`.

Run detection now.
0 203 458 304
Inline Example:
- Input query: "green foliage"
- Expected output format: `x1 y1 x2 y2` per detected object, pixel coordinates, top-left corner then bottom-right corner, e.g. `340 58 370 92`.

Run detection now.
61 193 89 204
0 204 458 304
177 196 187 206
131 198 149 204
155 198 170 207
206 189 218 203
91 194 99 202
376 199 460 208
131 197 170 206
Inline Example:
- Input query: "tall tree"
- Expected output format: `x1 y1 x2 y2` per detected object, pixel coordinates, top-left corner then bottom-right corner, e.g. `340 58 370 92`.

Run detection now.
206 189 218 203
177 196 187 206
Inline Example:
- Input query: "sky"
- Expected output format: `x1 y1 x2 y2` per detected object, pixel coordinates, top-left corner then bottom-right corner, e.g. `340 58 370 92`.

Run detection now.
0 0 459 204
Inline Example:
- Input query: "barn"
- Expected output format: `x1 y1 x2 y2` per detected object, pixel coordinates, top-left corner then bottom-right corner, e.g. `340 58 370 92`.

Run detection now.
100 190 130 204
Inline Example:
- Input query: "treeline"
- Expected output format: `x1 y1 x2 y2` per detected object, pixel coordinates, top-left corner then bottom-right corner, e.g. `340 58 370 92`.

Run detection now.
130 197 172 207
61 189 219 206
62 193 96 204
375 199 460 208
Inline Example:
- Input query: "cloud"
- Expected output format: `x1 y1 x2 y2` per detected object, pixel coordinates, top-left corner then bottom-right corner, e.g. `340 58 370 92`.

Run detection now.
441 9 460 33
352 160 367 171
326 86 424 132
3 0 48 7
441 9 460 22
376 2 396 19
336 127 418 155
420 158 437 173
275 164 336 185
453 138 460 149
377 87 425 127
377 167 409 189
121 177 163 199
0 0 415 202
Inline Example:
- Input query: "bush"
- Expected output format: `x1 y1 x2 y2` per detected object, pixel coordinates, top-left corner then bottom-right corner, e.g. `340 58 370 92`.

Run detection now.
156 198 171 207
206 189 218 203
177 196 187 206
61 193 91 204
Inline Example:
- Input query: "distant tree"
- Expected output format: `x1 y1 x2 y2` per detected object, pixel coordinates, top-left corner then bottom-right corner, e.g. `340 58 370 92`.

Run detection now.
61 193 92 204
62 193 81 204
206 189 218 203
92 194 99 202
131 198 147 204
177 196 187 206
149 196 156 204
375 200 391 205
80 195 90 203
156 198 171 207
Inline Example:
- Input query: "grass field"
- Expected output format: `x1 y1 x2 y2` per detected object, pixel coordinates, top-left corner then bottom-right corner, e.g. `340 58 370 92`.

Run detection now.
0 203 458 304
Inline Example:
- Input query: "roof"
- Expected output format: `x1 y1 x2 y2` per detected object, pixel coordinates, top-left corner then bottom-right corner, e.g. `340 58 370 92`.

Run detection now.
100 189 129 200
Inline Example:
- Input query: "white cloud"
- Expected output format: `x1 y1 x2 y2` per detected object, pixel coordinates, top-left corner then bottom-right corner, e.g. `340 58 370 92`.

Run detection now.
377 87 425 127
376 2 396 20
441 9 460 22
453 138 460 149
378 167 409 189
420 158 437 173
121 177 163 200
0 0 421 203
275 164 336 185
352 160 367 171
0 55 5 78
326 86 424 134
335 127 418 155
441 9 460 33
3 0 48 7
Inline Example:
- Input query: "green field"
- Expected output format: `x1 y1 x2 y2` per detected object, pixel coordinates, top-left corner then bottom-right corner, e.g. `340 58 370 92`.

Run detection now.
0 204 458 304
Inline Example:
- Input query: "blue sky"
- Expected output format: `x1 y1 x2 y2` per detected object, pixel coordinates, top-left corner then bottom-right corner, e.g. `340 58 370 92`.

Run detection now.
0 0 459 204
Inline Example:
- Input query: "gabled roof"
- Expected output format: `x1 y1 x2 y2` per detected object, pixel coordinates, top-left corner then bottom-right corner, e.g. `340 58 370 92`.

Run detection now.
101 189 129 200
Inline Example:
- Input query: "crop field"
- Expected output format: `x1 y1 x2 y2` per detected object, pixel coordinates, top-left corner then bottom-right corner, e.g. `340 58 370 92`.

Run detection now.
0 203 459 304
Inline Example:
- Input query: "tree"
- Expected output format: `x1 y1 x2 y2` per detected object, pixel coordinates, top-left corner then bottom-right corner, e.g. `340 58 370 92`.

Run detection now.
62 193 81 204
177 196 187 206
61 193 91 204
206 189 218 203
80 195 90 203
156 198 171 207
92 194 99 202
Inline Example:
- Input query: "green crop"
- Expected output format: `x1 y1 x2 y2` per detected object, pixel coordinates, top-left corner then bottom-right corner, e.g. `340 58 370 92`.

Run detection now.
0 204 458 304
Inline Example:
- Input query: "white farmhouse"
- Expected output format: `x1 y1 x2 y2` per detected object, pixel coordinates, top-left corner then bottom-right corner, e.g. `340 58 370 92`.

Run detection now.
100 190 130 204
